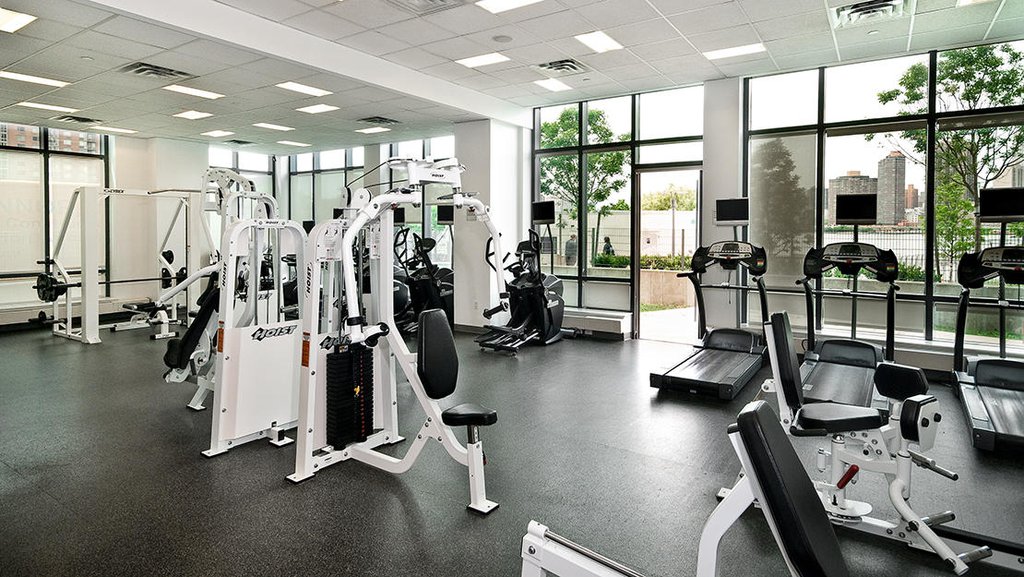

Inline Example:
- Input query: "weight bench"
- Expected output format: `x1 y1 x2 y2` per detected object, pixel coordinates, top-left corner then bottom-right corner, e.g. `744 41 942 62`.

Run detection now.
115 301 177 340
163 279 220 411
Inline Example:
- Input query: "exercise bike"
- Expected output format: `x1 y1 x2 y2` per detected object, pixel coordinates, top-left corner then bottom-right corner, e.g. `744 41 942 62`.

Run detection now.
476 230 571 355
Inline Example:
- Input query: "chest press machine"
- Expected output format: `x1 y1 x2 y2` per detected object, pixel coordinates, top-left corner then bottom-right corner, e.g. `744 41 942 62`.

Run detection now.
288 158 504 514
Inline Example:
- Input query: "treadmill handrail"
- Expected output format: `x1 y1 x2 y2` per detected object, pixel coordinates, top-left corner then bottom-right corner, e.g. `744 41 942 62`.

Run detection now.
798 275 898 361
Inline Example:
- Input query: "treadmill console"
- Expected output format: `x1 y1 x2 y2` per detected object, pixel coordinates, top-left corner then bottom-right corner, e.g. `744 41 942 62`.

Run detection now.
958 246 1024 288
804 242 898 282
691 241 767 275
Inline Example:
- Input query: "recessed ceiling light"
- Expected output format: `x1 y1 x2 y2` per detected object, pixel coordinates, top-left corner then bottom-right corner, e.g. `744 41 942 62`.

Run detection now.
174 110 213 120
201 130 234 138
253 122 294 131
574 31 622 53
492 35 513 43
92 126 137 134
475 0 543 14
278 140 311 147
0 8 37 33
456 52 511 68
16 102 79 113
867 29 880 35
0 71 69 88
702 43 766 61
355 126 391 134
534 78 571 92
296 104 340 114
275 81 333 97
162 84 224 99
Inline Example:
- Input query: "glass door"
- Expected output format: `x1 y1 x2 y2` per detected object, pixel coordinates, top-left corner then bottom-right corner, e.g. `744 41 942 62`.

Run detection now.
634 168 702 343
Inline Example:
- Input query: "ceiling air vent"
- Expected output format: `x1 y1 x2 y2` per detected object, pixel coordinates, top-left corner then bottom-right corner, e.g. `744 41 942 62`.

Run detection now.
50 115 102 124
358 116 401 125
385 0 468 16
224 139 256 146
531 59 591 78
832 0 909 29
119 62 193 81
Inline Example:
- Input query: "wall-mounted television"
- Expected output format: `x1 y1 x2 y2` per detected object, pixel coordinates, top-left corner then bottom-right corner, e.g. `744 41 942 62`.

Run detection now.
393 206 406 225
979 187 1024 223
532 200 556 225
436 205 455 225
715 198 749 226
301 220 316 234
835 194 877 225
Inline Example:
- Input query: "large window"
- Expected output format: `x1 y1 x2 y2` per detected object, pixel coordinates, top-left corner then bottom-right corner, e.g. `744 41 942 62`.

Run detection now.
285 147 363 223
746 40 1024 351
534 86 704 312
0 123 107 306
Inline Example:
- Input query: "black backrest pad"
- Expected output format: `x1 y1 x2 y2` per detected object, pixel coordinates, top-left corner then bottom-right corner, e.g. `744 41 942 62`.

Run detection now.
874 362 929 401
974 359 1024 392
163 288 220 370
417 308 459 400
817 339 880 368
770 311 804 409
737 401 851 577
705 328 757 353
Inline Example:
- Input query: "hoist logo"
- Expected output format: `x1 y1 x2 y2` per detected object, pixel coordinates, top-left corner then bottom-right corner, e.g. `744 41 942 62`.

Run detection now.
319 335 341 350
431 172 446 179
251 325 297 341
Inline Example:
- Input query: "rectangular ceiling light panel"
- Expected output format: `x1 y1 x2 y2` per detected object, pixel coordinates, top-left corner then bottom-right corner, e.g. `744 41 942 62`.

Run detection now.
162 84 224 99
297 104 340 114
202 130 234 137
456 52 510 68
534 78 571 92
0 71 68 87
16 102 79 113
574 31 622 53
93 126 137 134
475 0 543 14
355 126 391 134
278 140 311 147
174 110 213 119
253 122 294 131
702 43 766 60
0 8 37 33
276 81 332 97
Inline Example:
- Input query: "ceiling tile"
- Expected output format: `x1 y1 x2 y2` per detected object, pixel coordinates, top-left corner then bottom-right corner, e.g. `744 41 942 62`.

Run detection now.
420 36 493 60
12 19 84 44
765 32 836 56
577 49 645 69
240 58 320 80
376 18 456 46
463 24 542 50
517 10 597 41
601 63 662 81
1 0 113 27
839 36 909 61
737 0 824 22
4 44 122 83
490 0 566 22
835 18 910 46
646 0 735 17
501 43 570 65
912 4 1000 33
576 0 661 28
669 1 747 35
215 0 313 21
92 16 194 49
630 38 698 61
910 24 991 51
999 0 1024 19
146 51 233 77
915 0 957 13
754 11 832 41
382 48 449 69
281 9 365 41
323 0 416 29
422 4 505 34
0 34 53 67
174 40 264 67
339 30 412 56
715 56 778 77
606 19 681 47
686 24 762 52
987 18 1024 40
64 31 164 61
419 61 481 82
774 48 839 71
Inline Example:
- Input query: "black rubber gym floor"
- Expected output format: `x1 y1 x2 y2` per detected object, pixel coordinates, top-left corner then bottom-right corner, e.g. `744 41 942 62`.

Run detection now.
1 327 1022 576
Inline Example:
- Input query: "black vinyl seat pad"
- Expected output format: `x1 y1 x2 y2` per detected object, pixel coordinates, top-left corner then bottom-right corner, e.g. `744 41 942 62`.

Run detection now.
796 403 886 434
441 403 497 427
802 362 877 408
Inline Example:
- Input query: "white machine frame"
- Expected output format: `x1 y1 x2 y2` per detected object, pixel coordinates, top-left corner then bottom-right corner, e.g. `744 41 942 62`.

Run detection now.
203 218 305 457
49 187 195 344
288 158 504 514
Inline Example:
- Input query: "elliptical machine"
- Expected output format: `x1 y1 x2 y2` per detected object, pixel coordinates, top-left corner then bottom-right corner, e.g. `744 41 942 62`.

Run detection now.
393 227 453 333
476 230 569 355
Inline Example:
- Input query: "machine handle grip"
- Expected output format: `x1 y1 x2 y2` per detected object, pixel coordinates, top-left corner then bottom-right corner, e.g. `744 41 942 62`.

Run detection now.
908 449 959 481
836 464 859 489
482 304 505 319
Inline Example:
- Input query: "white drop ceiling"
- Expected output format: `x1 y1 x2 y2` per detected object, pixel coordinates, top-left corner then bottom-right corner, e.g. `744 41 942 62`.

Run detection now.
0 0 1020 154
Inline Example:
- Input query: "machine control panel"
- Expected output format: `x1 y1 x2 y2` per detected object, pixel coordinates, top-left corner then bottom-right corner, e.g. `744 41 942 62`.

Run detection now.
804 242 898 282
979 247 1024 271
692 241 767 275
959 246 1024 288
821 243 879 263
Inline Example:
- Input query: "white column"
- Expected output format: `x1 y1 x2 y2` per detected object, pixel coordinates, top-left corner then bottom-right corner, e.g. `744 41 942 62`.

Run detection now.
80 187 101 343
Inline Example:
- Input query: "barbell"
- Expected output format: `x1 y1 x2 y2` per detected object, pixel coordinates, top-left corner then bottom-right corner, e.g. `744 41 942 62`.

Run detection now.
34 269 186 303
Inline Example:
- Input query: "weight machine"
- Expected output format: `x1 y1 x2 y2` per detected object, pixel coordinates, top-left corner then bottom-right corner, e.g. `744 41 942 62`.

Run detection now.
43 187 195 344
289 158 504 514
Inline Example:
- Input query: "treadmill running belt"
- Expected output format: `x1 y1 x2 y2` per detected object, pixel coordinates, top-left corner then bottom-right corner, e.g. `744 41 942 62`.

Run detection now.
978 386 1024 439
664 348 761 385
802 362 876 408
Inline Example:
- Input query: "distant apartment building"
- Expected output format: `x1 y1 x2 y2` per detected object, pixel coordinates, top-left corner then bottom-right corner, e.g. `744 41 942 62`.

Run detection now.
827 170 877 225
990 164 1024 189
877 151 906 225
905 184 919 210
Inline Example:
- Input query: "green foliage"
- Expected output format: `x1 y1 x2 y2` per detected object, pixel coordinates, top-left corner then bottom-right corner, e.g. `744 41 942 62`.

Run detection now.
641 184 697 211
592 254 630 268
606 199 630 211
877 43 1024 250
897 263 939 283
749 138 815 259
639 254 692 270
930 182 976 280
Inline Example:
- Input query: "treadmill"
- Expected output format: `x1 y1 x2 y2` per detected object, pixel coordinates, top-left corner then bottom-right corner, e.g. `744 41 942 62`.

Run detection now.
650 240 769 400
952 188 1024 452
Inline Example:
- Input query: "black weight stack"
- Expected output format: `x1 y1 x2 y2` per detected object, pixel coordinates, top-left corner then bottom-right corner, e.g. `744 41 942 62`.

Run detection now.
325 345 375 448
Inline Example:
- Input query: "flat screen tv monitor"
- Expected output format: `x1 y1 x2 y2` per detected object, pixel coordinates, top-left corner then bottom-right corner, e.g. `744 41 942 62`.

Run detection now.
301 220 316 234
715 198 749 226
436 204 455 225
532 200 556 225
333 208 344 219
979 188 1024 223
393 206 406 225
835 194 877 225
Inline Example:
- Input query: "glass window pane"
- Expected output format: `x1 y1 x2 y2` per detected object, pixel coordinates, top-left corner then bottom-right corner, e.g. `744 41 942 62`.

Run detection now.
539 104 579 149
428 205 453 269
748 133 817 295
749 70 819 130
320 149 345 170
48 129 101 154
430 135 455 159
638 86 703 140
0 151 44 303
243 172 272 198
295 153 313 172
587 97 631 145
49 156 106 271
637 141 702 164
585 150 631 279
538 154 579 278
351 146 364 167
237 151 268 172
936 41 1024 113
397 140 423 160
583 281 629 311
0 122 41 149
289 174 313 222
209 147 233 168
825 54 929 123
314 171 346 221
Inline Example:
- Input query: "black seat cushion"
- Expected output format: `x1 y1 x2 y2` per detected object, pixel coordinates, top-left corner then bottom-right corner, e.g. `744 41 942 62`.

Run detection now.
417 308 458 400
441 403 497 427
796 403 885 434
705 328 758 353
874 362 929 400
737 401 851 577
975 359 1024 392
